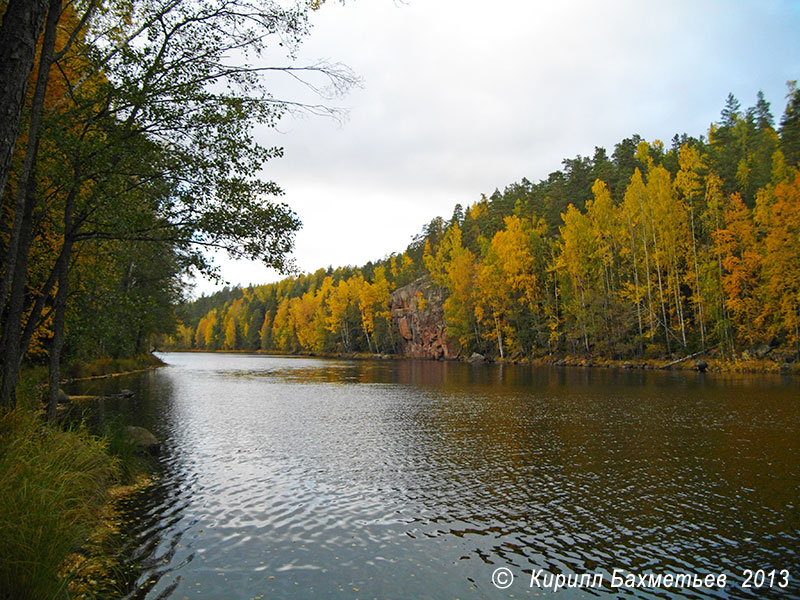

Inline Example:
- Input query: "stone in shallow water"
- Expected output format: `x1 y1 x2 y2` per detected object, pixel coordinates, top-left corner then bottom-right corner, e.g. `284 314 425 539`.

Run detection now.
126 426 160 455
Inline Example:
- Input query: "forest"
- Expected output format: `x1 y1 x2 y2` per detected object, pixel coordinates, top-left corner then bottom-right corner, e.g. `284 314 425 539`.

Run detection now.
5 0 797 596
0 1 798 595
164 87 800 364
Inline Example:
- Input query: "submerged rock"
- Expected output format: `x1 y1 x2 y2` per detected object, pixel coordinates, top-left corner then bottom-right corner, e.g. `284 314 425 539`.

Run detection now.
126 426 160 455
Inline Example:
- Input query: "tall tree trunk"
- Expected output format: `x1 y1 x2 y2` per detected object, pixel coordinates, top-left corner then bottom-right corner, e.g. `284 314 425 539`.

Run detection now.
713 206 733 357
639 212 656 339
16 182 77 363
361 319 373 354
0 0 49 205
626 214 644 356
47 236 71 423
0 171 36 408
19 236 69 358
494 314 504 359
577 275 590 353
689 206 706 348
0 0 61 410
551 264 559 355
654 251 671 355
0 0 60 305
671 261 687 347
648 211 671 356
47 178 75 422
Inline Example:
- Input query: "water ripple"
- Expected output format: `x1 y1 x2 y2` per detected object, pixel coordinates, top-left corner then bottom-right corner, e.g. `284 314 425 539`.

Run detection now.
81 354 800 600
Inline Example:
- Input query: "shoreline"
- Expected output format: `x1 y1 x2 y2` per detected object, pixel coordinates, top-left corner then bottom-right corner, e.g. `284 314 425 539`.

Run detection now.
155 348 799 375
64 364 163 384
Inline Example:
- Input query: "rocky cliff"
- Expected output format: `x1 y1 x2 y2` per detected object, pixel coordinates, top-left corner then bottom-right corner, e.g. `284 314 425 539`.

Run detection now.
390 277 458 359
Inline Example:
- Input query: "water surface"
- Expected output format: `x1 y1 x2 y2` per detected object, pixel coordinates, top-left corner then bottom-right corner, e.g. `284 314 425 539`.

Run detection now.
72 353 800 599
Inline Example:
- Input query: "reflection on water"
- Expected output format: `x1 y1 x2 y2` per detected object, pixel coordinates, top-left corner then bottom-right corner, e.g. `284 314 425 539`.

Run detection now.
71 353 800 599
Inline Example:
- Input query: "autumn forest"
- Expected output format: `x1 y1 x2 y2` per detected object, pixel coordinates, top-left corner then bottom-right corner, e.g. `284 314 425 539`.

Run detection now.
3 1 799 597
164 88 800 365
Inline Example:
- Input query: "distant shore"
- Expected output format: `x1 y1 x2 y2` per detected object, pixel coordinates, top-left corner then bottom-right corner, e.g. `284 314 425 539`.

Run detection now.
154 348 798 375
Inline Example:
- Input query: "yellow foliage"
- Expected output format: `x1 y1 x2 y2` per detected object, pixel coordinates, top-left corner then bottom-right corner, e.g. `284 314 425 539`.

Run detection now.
715 194 762 345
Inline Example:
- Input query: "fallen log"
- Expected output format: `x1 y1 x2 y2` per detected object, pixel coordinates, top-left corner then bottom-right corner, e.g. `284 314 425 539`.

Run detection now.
661 345 718 370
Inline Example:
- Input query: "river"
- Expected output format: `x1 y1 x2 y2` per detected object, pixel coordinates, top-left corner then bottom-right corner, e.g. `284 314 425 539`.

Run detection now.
70 352 800 599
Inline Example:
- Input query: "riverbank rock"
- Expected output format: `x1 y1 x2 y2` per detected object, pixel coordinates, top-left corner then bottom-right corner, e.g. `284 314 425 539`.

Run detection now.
752 343 773 359
390 276 458 359
467 353 485 363
695 359 708 373
126 426 160 455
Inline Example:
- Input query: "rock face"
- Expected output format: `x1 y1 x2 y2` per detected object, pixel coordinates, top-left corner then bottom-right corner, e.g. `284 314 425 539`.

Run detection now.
390 277 457 359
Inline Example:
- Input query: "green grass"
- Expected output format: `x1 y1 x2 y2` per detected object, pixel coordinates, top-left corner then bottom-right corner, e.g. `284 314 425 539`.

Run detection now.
0 410 118 600
1 357 160 598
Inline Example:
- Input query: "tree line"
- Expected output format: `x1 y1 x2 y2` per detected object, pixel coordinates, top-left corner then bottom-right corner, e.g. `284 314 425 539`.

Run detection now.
167 86 800 362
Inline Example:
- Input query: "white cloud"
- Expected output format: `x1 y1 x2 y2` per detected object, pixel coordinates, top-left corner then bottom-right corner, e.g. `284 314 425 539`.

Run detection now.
190 0 800 296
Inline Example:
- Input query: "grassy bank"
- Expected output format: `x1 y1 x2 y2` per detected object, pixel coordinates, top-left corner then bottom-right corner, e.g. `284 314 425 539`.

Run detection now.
0 358 160 599
0 410 117 599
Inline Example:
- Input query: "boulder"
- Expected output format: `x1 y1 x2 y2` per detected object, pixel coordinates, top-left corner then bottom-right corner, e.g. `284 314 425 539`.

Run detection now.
695 359 708 373
126 426 160 455
467 353 485 363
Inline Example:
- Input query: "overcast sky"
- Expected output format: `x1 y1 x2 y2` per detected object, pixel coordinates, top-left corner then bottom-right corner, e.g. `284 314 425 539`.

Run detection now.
192 0 800 297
